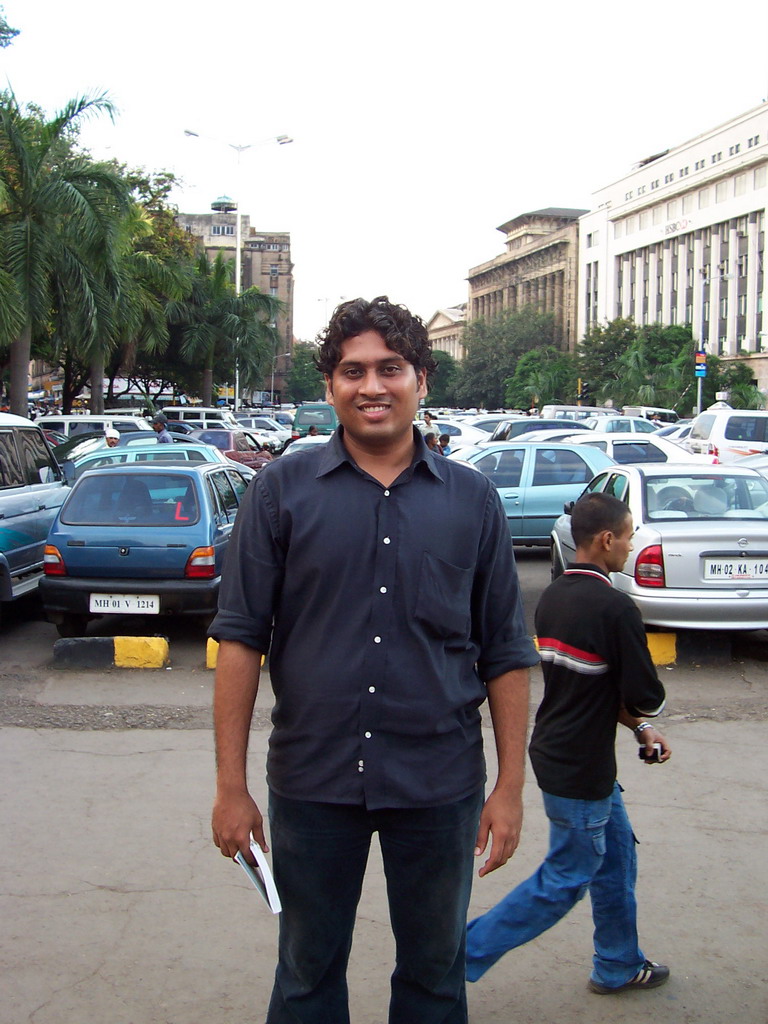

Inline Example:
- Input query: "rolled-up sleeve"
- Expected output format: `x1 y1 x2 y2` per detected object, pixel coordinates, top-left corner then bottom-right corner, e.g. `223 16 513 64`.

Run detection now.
472 487 540 682
210 476 284 653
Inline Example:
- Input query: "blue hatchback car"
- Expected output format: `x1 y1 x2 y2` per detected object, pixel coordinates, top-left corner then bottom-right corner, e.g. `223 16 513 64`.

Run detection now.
40 462 251 637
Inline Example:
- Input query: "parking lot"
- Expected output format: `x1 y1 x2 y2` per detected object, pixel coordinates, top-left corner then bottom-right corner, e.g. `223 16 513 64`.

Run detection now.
1 551 767 1024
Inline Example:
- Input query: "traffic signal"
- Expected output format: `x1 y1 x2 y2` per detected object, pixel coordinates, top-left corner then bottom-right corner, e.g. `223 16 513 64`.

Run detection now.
580 381 590 402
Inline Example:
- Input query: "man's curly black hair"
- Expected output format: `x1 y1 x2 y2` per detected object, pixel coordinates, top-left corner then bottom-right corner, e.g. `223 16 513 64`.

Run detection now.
314 296 438 384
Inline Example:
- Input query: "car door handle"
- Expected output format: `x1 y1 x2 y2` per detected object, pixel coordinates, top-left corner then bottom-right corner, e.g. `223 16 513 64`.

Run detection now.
502 492 520 500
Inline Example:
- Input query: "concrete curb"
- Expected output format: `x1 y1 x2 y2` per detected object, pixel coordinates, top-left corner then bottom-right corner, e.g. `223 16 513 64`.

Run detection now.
53 636 170 669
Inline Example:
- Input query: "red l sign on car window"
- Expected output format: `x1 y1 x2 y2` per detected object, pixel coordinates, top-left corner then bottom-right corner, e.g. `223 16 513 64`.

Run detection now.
174 502 190 521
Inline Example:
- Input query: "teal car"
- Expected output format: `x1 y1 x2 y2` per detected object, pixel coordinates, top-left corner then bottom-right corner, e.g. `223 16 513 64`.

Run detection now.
448 441 615 546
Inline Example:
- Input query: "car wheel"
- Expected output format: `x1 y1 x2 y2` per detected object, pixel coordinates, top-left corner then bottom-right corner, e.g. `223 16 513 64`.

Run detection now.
551 544 564 581
56 615 89 638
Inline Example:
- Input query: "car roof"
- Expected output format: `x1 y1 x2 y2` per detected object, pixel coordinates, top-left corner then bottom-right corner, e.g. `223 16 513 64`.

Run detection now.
0 412 38 426
610 463 764 478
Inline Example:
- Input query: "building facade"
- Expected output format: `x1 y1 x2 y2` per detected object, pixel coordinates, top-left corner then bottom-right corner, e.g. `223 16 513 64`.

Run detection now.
467 208 586 351
579 103 768 388
426 305 466 361
177 210 294 399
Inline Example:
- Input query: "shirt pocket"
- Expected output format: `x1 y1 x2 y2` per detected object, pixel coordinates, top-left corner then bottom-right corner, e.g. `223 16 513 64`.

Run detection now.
414 550 473 641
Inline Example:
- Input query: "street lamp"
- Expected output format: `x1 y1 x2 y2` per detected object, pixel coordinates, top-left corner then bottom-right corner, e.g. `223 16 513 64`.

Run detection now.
184 130 293 410
271 351 291 406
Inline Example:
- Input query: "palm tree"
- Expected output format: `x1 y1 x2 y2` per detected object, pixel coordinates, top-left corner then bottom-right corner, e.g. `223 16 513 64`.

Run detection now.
167 252 282 406
0 91 131 415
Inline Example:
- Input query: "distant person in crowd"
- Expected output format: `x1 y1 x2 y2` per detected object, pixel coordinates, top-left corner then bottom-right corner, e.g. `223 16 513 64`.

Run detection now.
439 433 451 455
424 431 440 453
308 425 319 436
152 414 172 444
210 295 538 1024
104 428 120 448
466 491 671 995
419 410 440 436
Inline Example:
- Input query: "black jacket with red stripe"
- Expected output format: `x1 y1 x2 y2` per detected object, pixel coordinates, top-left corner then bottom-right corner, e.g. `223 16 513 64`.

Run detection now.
530 563 665 800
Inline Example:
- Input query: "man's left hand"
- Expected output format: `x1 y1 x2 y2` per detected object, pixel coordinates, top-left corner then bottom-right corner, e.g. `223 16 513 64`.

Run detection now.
474 789 523 877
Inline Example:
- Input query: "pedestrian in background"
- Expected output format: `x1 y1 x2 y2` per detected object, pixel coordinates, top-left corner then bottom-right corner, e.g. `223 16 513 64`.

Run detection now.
152 414 172 443
210 295 538 1024
466 491 671 995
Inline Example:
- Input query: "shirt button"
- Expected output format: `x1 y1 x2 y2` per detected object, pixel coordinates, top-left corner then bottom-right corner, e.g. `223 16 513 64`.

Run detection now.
384 489 390 496
364 731 371 738
380 586 387 594
358 759 364 766
383 537 391 545
373 636 381 644
369 686 376 693
358 766 364 772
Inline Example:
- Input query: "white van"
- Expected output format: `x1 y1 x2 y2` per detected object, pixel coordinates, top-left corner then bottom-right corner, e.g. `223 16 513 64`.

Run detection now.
37 413 152 437
686 408 768 461
162 406 238 429
623 406 679 424
539 405 611 421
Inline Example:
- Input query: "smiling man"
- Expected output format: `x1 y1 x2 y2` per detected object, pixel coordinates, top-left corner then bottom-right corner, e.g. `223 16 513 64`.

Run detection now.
210 296 538 1024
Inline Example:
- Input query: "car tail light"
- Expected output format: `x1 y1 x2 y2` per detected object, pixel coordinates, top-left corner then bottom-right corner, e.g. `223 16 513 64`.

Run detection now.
635 544 665 588
43 544 67 576
291 429 300 440
708 442 719 458
185 546 215 579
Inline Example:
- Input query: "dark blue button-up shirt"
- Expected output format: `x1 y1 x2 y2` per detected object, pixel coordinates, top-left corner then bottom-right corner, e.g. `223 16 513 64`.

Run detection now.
211 428 539 809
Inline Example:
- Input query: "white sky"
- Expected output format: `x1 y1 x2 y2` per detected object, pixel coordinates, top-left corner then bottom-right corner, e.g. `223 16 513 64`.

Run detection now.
4 0 768 341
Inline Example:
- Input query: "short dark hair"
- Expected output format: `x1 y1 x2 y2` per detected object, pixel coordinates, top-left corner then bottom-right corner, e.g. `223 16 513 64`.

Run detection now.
571 492 630 548
314 296 438 383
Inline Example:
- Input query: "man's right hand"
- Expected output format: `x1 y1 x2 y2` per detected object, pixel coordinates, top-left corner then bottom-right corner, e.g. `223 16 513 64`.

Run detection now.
212 788 267 862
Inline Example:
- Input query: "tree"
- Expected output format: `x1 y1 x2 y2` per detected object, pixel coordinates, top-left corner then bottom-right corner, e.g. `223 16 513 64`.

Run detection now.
504 346 578 409
0 92 131 415
285 342 324 403
453 308 556 408
428 349 459 407
0 5 18 47
577 318 637 403
166 252 282 406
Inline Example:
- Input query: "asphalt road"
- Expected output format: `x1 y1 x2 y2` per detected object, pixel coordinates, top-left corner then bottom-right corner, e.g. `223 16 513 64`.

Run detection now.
1 553 767 1023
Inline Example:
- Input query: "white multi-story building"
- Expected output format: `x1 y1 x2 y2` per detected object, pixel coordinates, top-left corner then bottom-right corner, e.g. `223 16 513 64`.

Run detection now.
579 103 768 388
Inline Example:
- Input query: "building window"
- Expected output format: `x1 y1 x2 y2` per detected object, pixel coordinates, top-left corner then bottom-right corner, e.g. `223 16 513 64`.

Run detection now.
699 188 711 209
639 211 649 229
626 216 637 234
720 296 728 318
650 179 659 190
734 174 747 196
679 167 689 177
695 159 706 171
664 173 674 184
712 152 722 164
270 287 278 296
270 264 279 274
681 194 693 214
729 144 741 156
715 180 729 203
755 166 767 189
652 206 662 225
211 225 222 235
738 294 747 315
666 200 678 219
747 135 760 148
637 185 646 195
614 220 623 239
624 190 634 201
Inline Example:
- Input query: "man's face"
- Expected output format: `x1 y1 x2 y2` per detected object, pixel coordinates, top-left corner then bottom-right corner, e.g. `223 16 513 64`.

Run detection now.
606 514 634 573
105 435 119 447
325 330 427 449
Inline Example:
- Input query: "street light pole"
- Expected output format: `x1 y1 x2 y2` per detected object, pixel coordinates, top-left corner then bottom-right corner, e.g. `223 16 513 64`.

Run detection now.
184 130 293 411
271 351 291 406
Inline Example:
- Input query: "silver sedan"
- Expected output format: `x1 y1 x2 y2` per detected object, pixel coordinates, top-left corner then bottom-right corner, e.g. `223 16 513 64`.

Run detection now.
550 463 768 629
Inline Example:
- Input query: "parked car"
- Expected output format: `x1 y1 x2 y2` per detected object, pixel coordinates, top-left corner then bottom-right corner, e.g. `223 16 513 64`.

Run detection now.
539 405 613 421
656 422 692 443
685 408 768 462
36 413 153 437
291 403 339 438
582 416 660 433
488 418 591 442
448 441 615 545
622 405 679 424
235 414 292 448
40 463 252 637
554 432 717 465
189 428 273 472
281 435 333 456
0 413 68 625
60 442 254 483
421 417 489 450
550 463 768 629
162 405 239 429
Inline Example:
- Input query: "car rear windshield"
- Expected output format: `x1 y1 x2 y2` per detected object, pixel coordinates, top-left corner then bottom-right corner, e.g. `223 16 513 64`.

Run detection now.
62 472 200 526
197 430 229 449
645 474 768 521
724 416 768 443
295 408 334 426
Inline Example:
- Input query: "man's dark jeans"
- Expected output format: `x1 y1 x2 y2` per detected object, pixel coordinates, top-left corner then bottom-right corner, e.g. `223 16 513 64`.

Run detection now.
266 788 484 1024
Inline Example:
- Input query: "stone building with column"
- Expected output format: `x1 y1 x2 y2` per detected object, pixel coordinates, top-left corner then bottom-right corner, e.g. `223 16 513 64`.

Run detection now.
467 208 587 352
426 305 466 361
578 102 768 390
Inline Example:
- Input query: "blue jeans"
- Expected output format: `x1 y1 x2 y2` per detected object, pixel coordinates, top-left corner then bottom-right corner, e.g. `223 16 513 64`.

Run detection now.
465 782 645 989
266 788 483 1024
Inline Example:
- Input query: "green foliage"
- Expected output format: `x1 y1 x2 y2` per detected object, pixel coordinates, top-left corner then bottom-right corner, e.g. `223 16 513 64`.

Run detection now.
285 342 324 403
504 346 578 409
0 6 18 47
453 308 556 408
428 349 459 406
577 318 637 401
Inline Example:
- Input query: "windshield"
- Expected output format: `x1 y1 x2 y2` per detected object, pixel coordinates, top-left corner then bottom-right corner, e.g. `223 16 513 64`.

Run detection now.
645 474 768 521
62 472 200 526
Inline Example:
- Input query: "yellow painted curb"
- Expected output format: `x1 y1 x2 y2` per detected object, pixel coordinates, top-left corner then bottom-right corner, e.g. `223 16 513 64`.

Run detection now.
645 631 676 666
206 637 219 670
113 636 170 669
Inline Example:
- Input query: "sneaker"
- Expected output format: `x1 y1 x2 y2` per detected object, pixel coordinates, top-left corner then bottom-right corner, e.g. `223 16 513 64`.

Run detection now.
588 960 670 994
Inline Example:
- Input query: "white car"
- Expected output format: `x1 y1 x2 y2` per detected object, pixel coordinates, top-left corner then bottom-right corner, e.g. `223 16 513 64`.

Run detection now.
554 432 717 465
583 416 660 433
281 434 333 456
425 418 493 450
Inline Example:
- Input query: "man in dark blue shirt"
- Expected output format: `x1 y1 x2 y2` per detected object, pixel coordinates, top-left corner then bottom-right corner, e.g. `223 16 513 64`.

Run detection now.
211 296 539 1024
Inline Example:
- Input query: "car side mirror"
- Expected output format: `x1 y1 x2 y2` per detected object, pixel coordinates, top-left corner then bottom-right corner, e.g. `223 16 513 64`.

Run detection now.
563 500 574 515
